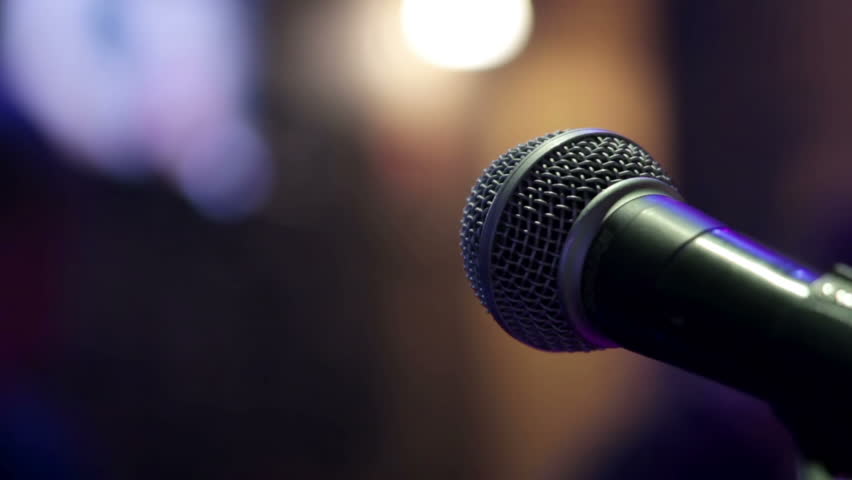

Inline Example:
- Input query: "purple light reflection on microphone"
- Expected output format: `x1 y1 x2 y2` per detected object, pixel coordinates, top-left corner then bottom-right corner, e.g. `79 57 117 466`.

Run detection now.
699 228 818 297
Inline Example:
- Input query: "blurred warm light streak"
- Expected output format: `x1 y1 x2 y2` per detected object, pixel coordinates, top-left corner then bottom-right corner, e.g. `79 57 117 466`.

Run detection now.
271 1 481 202
2 0 271 220
400 0 533 71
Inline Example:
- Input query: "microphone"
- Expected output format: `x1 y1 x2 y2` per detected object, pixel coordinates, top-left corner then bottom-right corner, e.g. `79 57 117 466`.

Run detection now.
460 128 852 470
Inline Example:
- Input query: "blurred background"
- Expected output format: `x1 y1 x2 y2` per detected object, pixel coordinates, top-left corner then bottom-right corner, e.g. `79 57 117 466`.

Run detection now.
1 0 851 478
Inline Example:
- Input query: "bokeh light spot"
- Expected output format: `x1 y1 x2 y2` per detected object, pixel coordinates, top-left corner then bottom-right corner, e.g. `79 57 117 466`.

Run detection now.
400 0 533 71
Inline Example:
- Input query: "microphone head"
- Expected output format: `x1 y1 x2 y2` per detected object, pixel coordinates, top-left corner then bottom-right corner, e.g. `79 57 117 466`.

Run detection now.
460 129 675 352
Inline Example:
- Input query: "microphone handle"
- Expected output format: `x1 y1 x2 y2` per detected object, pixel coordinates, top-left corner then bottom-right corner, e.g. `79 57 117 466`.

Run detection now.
581 193 852 471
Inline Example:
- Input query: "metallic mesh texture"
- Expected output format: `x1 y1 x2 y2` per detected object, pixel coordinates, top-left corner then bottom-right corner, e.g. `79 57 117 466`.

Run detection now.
461 131 564 313
460 132 673 352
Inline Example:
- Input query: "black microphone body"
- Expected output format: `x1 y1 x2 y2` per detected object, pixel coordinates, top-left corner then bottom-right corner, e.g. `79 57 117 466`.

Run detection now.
460 128 852 472
584 193 852 405
583 192 852 471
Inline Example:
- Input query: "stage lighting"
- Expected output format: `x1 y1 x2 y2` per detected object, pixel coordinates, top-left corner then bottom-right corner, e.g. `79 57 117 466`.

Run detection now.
400 0 533 71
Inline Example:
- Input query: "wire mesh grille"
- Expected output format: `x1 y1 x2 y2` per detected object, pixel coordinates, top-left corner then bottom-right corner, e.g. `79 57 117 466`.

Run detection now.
460 132 673 351
460 131 563 313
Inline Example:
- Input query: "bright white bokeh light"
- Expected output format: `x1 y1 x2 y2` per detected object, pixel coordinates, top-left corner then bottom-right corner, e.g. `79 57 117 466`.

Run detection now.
400 0 533 71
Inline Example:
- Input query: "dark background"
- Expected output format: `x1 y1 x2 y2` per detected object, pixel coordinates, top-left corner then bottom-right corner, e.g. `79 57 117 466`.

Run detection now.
2 1 851 478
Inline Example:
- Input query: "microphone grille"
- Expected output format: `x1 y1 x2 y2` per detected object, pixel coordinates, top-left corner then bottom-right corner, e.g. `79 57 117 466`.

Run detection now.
461 131 564 318
460 130 673 351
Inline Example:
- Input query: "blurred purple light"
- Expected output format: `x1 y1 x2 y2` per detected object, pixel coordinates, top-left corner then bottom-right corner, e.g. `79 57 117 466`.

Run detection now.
174 119 273 222
2 0 272 220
